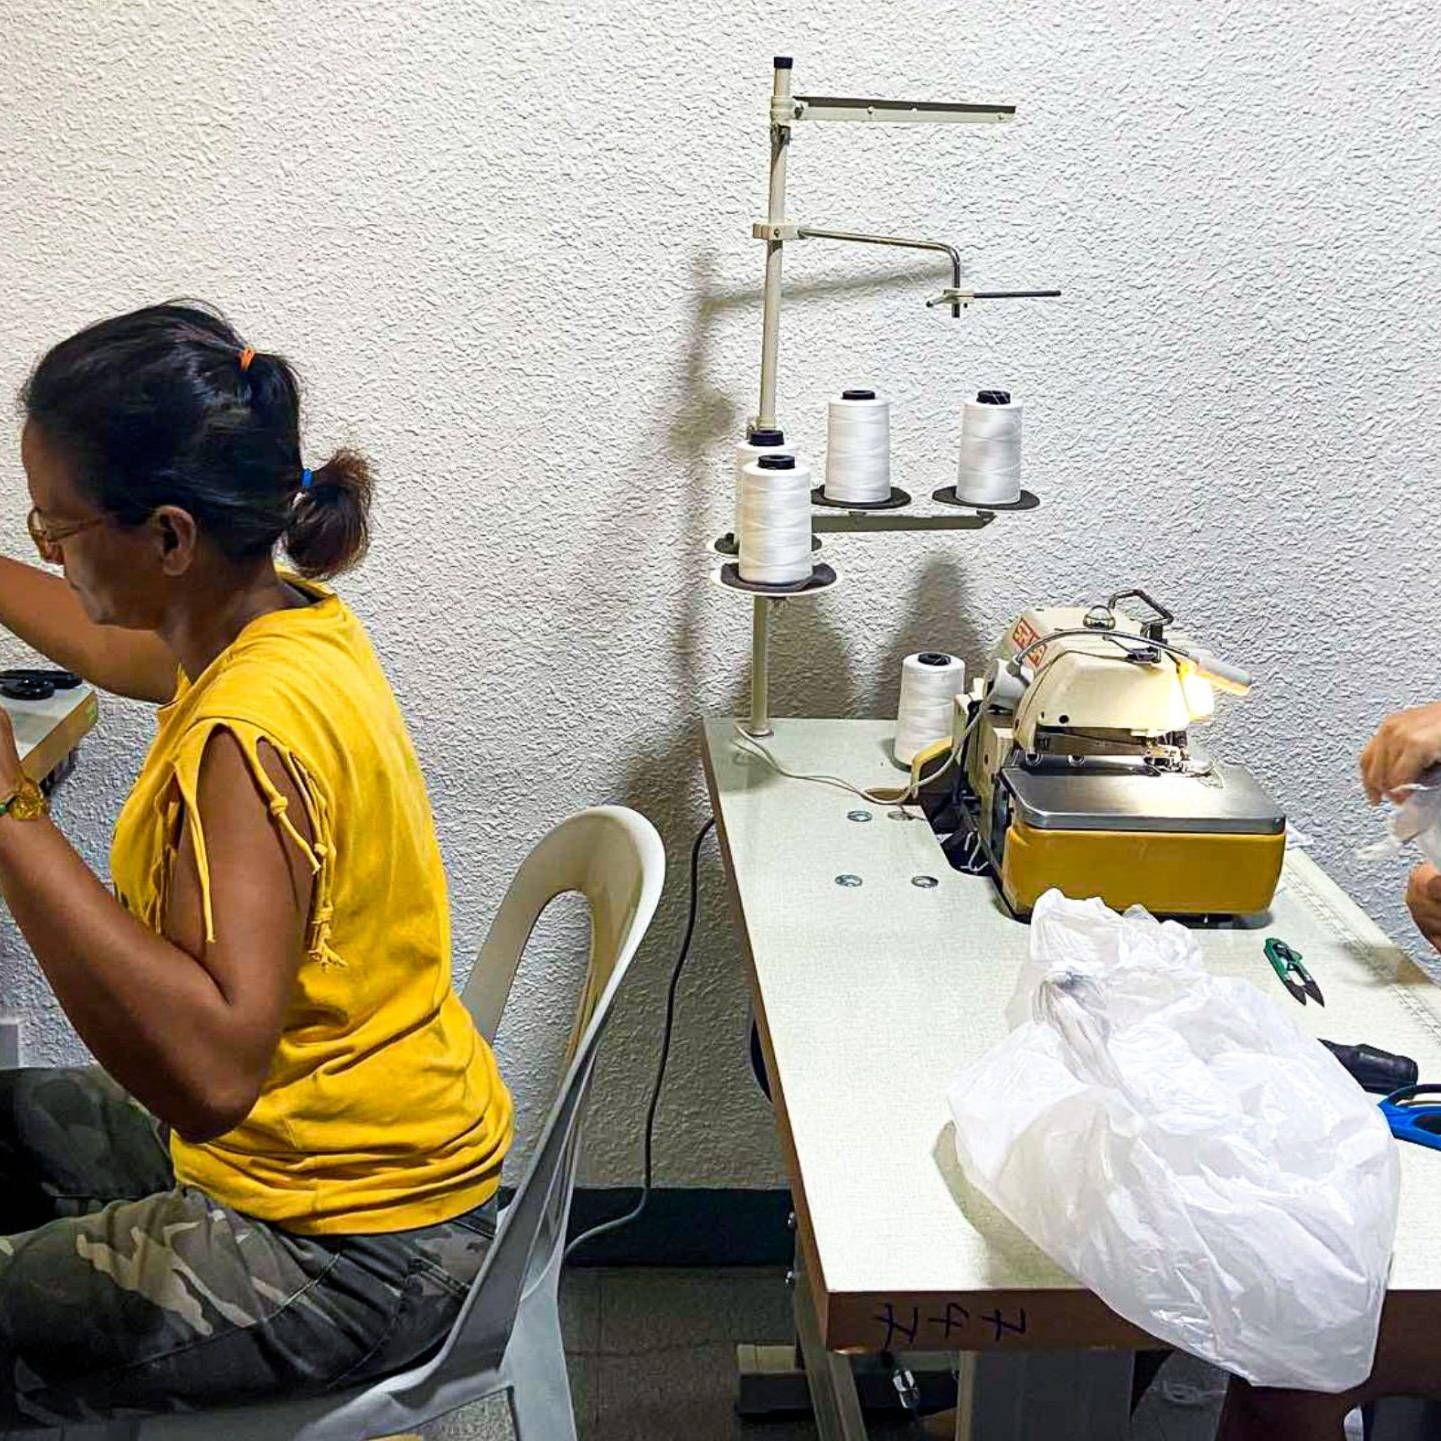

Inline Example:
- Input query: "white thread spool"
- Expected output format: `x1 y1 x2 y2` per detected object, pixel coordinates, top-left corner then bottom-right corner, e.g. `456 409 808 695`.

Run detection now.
739 453 814 585
731 428 796 544
957 389 1022 505
824 389 891 504
894 652 967 765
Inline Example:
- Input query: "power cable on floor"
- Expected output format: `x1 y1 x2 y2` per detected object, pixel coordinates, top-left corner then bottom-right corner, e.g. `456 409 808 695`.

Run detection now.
564 816 716 1261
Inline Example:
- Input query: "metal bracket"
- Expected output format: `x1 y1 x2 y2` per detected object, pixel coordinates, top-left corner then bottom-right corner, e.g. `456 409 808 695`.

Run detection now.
771 95 805 127
753 221 800 242
775 95 1015 127
813 511 995 535
927 287 1063 310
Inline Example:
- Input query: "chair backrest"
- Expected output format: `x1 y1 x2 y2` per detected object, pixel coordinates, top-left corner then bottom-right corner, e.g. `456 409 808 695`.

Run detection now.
424 804 665 1375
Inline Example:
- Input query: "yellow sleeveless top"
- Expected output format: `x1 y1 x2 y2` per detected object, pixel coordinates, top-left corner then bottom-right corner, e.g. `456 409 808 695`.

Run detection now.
110 579 512 1235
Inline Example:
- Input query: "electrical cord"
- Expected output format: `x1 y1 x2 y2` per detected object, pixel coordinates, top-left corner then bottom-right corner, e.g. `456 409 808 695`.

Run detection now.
563 816 716 1262
731 706 983 809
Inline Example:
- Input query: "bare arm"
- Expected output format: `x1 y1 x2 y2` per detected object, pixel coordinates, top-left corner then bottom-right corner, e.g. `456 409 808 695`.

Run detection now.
0 721 313 1141
0 555 178 703
1406 864 1441 957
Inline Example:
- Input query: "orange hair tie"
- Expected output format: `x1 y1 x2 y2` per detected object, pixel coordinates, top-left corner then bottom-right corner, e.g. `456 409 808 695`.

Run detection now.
238 346 256 373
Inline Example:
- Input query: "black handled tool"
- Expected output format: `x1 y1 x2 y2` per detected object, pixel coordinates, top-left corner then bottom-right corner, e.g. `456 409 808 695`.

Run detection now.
1320 1040 1419 1094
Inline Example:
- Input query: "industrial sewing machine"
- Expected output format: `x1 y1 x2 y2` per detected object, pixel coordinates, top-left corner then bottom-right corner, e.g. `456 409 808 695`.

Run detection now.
926 590 1286 920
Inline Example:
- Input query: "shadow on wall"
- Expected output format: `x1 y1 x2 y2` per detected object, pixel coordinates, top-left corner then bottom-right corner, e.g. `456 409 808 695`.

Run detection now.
601 244 995 810
565 250 986 1185
665 250 964 710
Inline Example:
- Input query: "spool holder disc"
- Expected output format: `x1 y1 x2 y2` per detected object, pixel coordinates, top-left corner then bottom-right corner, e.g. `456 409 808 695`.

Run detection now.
713 561 839 597
810 485 912 511
932 485 1040 512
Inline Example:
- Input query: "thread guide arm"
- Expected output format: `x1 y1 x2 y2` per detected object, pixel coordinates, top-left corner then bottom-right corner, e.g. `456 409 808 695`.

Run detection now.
776 95 1015 126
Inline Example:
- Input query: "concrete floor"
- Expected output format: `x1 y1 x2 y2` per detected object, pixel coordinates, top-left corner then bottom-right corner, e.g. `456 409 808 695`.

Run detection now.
412 1266 1261 1440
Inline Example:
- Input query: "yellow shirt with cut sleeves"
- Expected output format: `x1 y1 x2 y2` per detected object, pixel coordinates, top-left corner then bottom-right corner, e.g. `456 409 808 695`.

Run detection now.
110 578 512 1235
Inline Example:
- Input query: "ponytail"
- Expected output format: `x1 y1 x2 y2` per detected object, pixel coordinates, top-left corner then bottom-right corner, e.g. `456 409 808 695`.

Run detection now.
284 448 373 579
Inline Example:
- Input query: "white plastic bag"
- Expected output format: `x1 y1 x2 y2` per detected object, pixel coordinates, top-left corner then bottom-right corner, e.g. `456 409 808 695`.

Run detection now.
1357 768 1441 867
949 889 1400 1392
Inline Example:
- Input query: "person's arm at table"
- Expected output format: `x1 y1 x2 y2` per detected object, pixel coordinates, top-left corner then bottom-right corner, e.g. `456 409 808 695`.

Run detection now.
1406 864 1441 956
0 555 177 703
0 718 311 1141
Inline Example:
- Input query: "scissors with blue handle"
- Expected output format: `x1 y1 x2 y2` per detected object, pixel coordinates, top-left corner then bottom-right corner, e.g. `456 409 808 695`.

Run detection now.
1380 1085 1441 1152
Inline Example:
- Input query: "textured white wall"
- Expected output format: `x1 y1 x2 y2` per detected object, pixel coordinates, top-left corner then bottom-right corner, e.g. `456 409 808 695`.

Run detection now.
1 0 1437 1188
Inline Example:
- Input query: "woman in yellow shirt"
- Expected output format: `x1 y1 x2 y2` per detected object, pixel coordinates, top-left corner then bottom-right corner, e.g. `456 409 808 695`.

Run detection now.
0 301 512 1425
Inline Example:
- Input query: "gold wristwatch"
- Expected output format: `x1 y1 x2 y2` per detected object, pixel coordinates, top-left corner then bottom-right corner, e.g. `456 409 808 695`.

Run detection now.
0 774 47 822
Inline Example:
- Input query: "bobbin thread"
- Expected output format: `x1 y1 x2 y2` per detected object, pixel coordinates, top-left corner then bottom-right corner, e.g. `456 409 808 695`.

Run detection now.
732 429 796 542
894 651 967 765
825 389 891 504
739 452 814 585
957 388 1022 505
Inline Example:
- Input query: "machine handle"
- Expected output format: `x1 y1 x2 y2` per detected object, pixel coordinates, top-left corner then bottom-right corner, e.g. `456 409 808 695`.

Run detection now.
1187 648 1254 696
1105 589 1174 641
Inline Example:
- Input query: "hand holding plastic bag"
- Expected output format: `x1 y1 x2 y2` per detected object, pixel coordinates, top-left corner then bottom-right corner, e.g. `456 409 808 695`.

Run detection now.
1357 768 1441 867
949 889 1399 1392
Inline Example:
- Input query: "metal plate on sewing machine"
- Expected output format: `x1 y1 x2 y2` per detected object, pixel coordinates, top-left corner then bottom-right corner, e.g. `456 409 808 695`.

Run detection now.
1001 761 1285 834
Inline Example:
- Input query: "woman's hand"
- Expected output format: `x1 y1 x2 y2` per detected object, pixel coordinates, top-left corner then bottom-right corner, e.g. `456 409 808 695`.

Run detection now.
0 706 27 799
1360 702 1441 804
1406 864 1441 956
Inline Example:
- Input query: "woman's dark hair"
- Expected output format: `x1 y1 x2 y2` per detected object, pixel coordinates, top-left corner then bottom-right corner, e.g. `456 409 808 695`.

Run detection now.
20 301 372 579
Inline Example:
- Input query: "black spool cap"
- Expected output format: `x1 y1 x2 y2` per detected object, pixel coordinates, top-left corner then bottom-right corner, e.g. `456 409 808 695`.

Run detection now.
917 652 953 666
976 389 1012 405
774 56 794 69
841 388 876 400
749 427 785 446
757 453 797 470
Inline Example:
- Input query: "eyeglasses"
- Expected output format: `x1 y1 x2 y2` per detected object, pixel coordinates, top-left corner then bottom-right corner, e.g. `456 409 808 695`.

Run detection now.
27 506 107 563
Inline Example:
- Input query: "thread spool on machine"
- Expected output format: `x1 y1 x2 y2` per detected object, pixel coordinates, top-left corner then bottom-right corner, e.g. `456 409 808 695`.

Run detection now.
894 651 968 766
709 56 1060 736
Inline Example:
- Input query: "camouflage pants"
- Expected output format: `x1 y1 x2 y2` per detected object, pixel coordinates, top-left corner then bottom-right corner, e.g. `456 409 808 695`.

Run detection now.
0 1066 495 1429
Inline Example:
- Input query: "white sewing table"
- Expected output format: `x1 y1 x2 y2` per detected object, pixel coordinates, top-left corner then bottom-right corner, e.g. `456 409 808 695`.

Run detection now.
7 682 98 784
701 717 1441 1441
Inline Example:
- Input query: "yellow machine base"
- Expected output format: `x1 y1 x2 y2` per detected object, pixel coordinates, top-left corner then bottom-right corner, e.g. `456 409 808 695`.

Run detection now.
1000 818 1285 918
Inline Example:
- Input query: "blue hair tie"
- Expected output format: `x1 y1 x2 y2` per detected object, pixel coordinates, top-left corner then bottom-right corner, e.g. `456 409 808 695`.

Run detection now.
300 468 313 491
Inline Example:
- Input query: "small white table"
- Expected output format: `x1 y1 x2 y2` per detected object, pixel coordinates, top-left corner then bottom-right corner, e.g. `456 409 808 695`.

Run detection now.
7 682 98 785
702 717 1441 1440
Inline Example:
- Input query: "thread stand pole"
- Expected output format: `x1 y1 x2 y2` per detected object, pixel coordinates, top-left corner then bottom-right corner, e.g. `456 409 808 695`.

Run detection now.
757 57 792 431
746 57 794 738
746 598 774 738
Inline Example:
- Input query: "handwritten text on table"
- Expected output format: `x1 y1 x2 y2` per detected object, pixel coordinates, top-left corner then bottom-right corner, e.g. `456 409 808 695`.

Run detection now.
871 1302 1028 1349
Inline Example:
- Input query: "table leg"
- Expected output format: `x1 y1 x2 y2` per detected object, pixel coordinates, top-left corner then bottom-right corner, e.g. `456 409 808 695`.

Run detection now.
953 1350 1134 1441
792 1251 869 1441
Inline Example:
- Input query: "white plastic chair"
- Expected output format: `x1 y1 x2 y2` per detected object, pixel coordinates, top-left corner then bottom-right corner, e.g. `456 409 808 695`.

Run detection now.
108 804 666 1441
